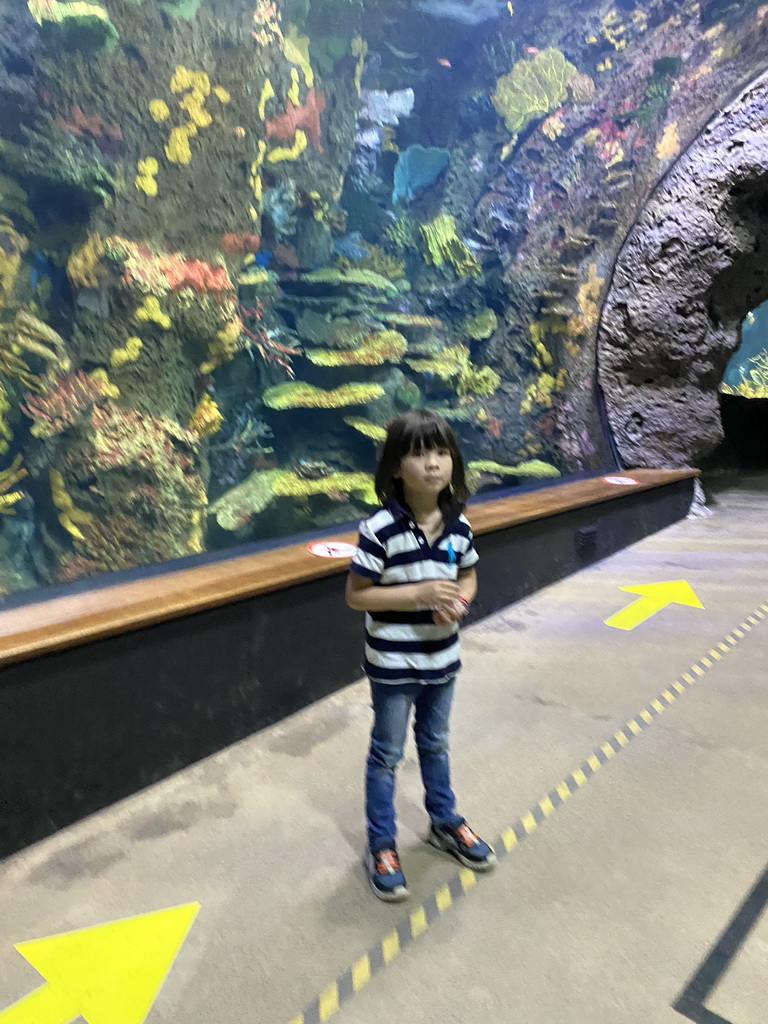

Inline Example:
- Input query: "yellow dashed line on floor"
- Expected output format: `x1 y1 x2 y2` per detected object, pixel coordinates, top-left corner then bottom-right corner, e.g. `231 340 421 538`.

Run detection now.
287 602 767 1024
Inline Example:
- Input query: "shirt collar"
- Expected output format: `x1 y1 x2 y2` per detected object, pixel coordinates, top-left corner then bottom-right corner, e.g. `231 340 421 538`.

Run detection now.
384 497 461 530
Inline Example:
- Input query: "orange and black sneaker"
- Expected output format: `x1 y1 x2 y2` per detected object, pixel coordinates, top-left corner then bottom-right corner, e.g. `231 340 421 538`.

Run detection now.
429 821 497 871
365 847 410 902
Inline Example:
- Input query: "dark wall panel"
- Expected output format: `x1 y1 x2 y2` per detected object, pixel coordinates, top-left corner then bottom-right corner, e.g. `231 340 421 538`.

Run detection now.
0 479 692 860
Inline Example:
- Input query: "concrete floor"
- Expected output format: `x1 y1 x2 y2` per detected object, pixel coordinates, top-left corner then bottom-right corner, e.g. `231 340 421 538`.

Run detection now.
1 473 767 1024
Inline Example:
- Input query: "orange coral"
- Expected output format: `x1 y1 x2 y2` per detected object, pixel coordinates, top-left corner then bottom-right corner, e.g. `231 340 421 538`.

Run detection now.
266 88 326 152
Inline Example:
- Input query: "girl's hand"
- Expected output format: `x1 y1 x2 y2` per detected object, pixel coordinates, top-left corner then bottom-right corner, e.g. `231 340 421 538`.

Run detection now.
417 579 460 609
432 599 468 625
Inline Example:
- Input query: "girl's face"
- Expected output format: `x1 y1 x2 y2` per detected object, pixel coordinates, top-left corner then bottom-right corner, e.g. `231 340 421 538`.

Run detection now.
396 445 453 499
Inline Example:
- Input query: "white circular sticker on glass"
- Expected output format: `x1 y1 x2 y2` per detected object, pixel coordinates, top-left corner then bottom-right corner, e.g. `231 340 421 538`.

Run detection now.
307 541 357 559
602 475 640 486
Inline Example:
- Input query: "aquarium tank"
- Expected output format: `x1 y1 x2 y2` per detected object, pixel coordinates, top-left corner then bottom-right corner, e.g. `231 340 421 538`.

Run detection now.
722 301 768 399
0 0 765 597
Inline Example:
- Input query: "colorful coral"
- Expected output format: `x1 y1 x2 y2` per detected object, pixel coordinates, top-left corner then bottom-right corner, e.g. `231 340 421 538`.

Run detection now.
266 87 326 152
1 309 70 372
106 238 233 296
22 368 114 438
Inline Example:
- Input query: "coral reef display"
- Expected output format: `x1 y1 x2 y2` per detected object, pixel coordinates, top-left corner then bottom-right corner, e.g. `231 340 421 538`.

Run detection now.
1 0 766 594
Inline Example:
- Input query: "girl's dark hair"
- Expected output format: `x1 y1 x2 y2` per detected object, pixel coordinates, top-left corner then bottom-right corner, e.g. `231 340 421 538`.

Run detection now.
375 409 469 517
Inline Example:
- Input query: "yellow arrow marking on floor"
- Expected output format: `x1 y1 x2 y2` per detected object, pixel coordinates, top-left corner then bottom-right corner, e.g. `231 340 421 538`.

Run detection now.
0 902 200 1024
604 580 704 631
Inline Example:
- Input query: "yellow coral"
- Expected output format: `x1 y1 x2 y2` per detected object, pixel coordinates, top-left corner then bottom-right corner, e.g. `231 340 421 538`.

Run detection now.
568 264 603 339
110 336 143 368
721 350 768 398
282 23 314 88
352 36 367 94
601 9 627 50
171 66 210 96
66 233 104 289
214 86 231 103
267 129 308 163
50 469 94 541
262 381 384 410
135 156 159 196
0 215 27 305
420 214 481 277
200 318 241 374
344 417 387 442
272 470 376 503
89 368 119 397
467 458 560 491
406 344 500 396
337 243 405 281
180 89 213 128
258 78 275 120
0 453 26 513
189 393 224 437
492 48 578 136
656 121 680 161
135 295 171 330
519 369 568 415
288 68 301 106
165 123 197 165
0 384 11 455
304 330 407 366
149 99 170 122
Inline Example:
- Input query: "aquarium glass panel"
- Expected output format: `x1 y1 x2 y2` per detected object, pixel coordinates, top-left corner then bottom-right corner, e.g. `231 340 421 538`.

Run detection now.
1 0 764 596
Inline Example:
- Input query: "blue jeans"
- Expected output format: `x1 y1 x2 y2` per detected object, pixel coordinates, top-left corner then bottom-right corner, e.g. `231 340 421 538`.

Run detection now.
365 679 464 852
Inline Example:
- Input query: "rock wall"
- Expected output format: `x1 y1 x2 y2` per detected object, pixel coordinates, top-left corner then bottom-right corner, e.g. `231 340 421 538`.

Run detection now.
599 71 768 467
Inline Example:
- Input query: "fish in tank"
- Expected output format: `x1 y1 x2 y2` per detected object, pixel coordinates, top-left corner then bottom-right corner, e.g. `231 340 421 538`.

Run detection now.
0 0 765 595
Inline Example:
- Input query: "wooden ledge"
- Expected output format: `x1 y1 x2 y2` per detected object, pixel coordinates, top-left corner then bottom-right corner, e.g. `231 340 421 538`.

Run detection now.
0 468 697 668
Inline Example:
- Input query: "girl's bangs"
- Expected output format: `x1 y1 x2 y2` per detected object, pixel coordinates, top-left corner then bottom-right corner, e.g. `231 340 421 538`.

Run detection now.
404 416 454 454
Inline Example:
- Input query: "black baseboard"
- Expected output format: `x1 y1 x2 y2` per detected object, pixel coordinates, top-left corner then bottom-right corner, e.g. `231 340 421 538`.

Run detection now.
0 478 693 860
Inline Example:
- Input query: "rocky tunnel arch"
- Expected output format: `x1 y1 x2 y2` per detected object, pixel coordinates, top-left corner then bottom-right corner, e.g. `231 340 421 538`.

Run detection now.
598 69 768 469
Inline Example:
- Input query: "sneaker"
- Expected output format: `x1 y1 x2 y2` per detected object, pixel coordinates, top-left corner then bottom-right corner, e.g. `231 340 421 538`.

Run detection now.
429 821 497 871
365 848 410 902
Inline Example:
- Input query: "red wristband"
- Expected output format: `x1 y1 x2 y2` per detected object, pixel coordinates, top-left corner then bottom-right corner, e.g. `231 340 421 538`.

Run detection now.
457 596 471 610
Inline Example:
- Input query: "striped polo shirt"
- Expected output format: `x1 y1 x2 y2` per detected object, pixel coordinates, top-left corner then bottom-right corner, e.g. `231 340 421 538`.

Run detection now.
349 500 479 685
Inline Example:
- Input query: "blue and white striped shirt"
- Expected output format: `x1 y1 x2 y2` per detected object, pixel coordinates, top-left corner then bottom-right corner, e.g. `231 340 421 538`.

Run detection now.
349 501 479 685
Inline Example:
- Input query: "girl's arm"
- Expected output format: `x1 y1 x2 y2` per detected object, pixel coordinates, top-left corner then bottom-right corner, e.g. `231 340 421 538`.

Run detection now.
346 572 460 612
457 566 478 604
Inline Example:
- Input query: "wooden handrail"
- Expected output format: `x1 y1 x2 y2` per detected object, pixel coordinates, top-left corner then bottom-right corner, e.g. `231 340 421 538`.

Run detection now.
0 468 697 667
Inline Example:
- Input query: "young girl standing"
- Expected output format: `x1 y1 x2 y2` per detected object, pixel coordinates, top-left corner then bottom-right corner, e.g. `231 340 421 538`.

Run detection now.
347 409 496 902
